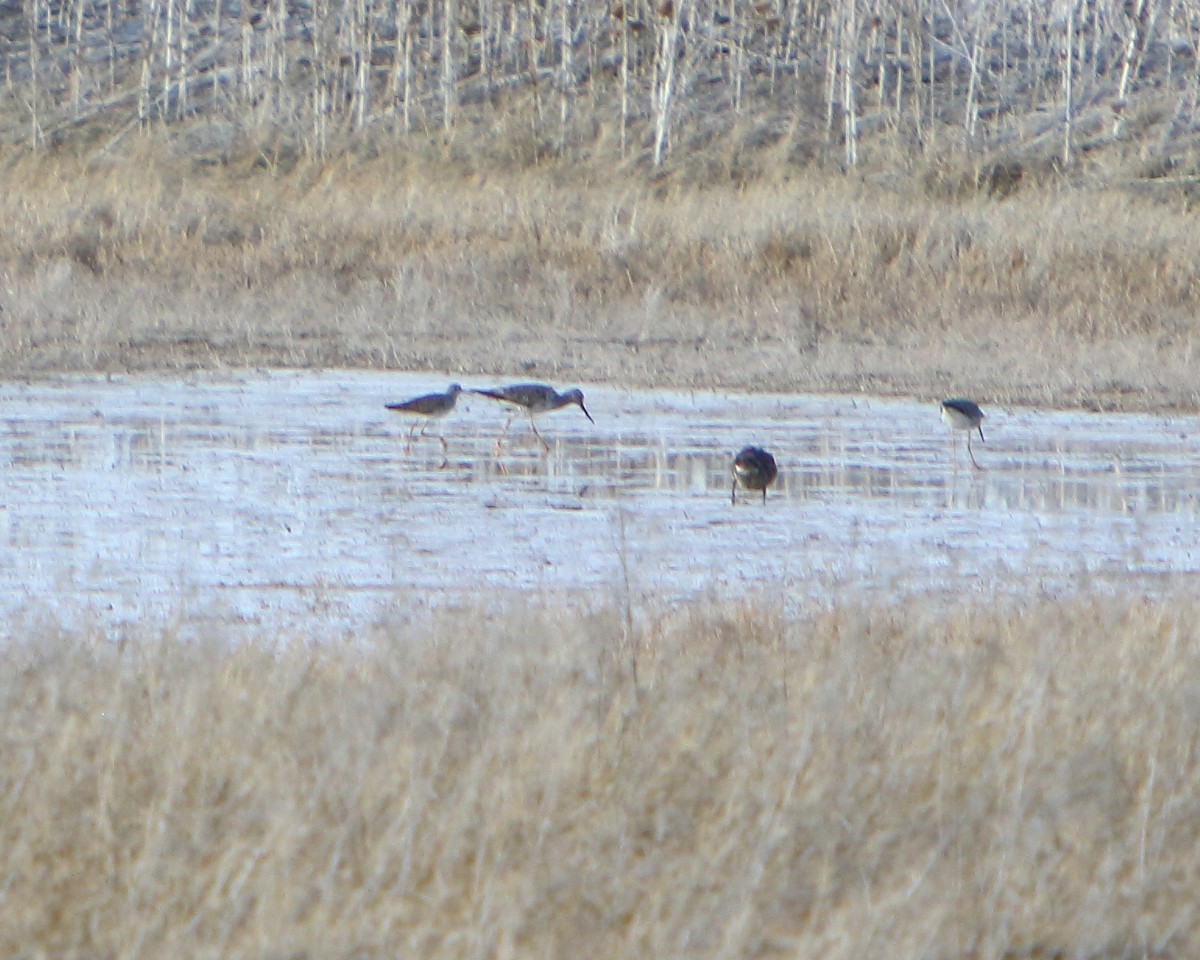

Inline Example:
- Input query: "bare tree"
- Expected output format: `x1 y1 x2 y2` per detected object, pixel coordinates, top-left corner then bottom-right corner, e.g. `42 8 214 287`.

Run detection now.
841 0 859 167
2 0 1197 181
1114 0 1157 135
1064 0 1076 166
442 0 455 135
652 0 685 167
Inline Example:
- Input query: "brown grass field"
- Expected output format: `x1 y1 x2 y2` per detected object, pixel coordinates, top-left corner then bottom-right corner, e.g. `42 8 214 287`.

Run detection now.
2 131 1199 413
4 596 1199 959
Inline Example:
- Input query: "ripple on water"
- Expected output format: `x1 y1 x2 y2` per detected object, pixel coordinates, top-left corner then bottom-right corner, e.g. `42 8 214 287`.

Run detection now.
0 371 1198 640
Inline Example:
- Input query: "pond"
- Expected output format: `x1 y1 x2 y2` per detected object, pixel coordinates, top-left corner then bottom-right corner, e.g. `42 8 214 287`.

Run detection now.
2 371 1197 640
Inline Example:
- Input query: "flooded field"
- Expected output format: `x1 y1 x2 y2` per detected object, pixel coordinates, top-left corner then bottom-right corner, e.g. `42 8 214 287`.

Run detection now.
1 370 1197 639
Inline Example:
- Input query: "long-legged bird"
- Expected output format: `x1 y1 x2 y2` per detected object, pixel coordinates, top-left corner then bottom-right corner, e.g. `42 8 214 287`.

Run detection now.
940 398 985 471
469 383 593 452
386 383 462 464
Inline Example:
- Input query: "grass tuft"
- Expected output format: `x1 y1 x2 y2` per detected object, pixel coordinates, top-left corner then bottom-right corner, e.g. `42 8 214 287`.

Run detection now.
4 595 1199 957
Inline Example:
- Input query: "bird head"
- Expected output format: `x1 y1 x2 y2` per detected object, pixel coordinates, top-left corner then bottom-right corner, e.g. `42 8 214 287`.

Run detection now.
565 389 594 423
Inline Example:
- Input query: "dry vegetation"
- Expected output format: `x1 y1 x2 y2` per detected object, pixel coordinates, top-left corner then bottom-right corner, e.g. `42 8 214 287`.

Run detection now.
5 6 1198 955
4 595 1199 958
0 1 1200 408
3 147 1200 411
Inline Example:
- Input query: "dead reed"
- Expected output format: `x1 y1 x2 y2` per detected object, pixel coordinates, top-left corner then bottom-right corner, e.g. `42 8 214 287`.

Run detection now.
4 594 1198 958
1 146 1199 411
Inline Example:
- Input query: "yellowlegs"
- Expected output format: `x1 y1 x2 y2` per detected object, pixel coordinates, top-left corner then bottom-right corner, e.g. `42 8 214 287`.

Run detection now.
385 383 462 463
731 446 778 505
940 398 985 470
469 383 594 452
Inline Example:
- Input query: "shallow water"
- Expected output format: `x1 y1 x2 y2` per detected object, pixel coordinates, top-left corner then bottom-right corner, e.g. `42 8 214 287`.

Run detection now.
1 371 1197 639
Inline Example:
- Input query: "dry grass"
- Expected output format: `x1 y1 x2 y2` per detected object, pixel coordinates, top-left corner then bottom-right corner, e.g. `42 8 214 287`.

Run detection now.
2 138 1200 411
5 594 1200 958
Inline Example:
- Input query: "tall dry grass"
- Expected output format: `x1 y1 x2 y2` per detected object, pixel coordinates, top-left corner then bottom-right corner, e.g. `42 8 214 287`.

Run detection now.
5 595 1199 958
1 145 1199 410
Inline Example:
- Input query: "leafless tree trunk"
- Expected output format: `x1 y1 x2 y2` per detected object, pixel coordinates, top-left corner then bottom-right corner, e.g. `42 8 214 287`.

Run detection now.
442 0 455 136
841 0 858 167
162 0 174 117
479 0 492 93
310 0 330 158
963 13 983 139
352 0 371 131
732 0 747 112
1064 0 1076 167
268 0 289 123
401 5 414 133
239 0 254 106
1114 0 1156 136
24 0 41 147
619 7 630 157
652 0 684 168
824 10 838 145
559 0 573 151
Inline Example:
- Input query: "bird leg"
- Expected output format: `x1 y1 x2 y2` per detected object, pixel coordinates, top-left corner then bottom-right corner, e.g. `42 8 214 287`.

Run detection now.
529 415 551 453
492 415 514 457
967 433 983 471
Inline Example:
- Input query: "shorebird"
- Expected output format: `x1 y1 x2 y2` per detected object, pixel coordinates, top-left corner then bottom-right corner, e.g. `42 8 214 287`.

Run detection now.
385 383 462 463
940 398 985 470
469 383 594 452
731 446 778 505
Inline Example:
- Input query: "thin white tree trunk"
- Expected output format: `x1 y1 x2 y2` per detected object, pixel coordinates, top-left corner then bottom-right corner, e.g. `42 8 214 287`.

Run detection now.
619 7 629 157
240 0 254 105
162 0 174 118
442 0 455 136
309 1 328 158
964 15 982 139
652 0 684 168
402 5 414 133
824 14 838 144
353 0 370 131
270 0 288 123
926 0 936 153
479 0 491 93
177 0 193 121
841 0 858 168
208 0 222 109
25 0 40 147
559 0 572 151
71 0 84 116
733 0 747 112
1064 0 1075 167
1114 0 1153 136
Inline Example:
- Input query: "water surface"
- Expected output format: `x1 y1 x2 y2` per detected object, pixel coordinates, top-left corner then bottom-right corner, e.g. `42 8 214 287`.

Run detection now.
2 371 1197 639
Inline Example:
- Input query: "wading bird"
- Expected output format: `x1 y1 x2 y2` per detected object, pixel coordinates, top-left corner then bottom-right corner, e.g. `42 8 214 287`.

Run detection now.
385 383 462 465
940 398 985 471
732 446 778 505
470 383 594 452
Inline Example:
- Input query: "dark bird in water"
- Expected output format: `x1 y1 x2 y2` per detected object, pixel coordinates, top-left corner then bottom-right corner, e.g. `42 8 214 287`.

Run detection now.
731 446 778 505
940 398 985 471
470 383 594 452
